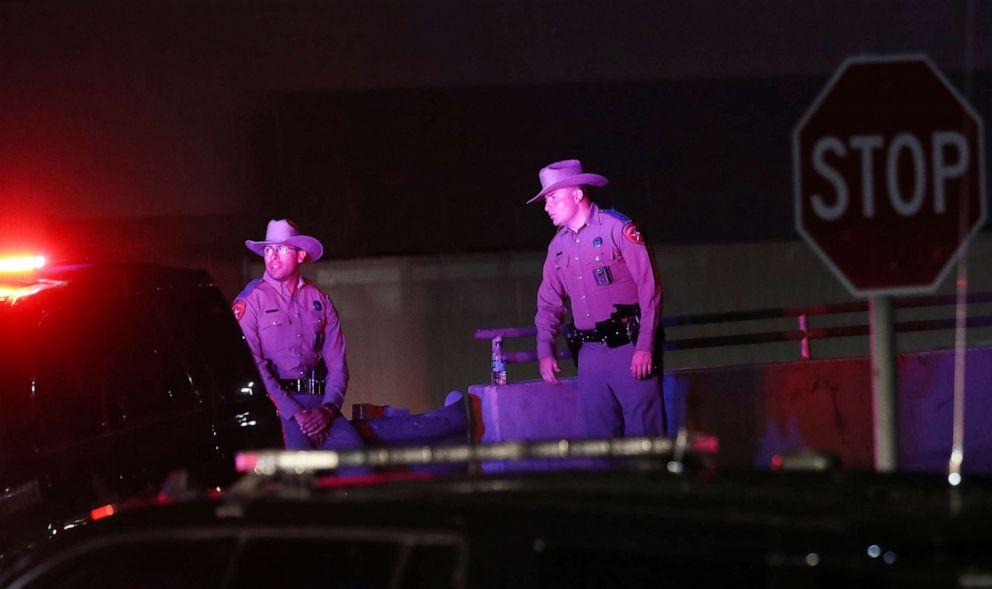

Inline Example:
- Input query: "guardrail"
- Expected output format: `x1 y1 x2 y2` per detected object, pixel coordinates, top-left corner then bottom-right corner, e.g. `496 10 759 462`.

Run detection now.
476 291 992 384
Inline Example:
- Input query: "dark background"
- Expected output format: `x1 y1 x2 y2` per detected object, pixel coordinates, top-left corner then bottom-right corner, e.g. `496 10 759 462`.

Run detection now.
1 0 989 268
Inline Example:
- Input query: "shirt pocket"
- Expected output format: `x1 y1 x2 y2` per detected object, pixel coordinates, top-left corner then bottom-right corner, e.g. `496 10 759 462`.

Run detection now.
601 249 633 286
260 317 284 332
258 318 285 355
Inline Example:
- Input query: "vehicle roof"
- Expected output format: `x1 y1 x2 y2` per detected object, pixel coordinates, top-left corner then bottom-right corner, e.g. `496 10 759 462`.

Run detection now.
5 468 992 588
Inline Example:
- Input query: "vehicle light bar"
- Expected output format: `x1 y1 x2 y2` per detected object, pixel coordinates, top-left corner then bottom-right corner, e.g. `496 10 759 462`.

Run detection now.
0 255 45 273
236 432 718 476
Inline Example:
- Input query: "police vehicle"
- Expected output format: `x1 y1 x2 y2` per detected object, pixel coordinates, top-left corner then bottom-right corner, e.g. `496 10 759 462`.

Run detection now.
2 440 992 589
0 255 283 558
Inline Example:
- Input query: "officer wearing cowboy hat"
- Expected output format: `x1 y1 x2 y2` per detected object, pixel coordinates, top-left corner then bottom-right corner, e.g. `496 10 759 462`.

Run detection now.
233 219 365 451
530 160 666 438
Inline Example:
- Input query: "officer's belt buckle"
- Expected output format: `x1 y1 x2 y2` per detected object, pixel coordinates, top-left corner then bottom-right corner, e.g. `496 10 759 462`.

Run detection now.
281 378 326 395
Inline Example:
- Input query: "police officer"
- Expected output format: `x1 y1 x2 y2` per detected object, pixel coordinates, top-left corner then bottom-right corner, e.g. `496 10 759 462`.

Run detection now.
530 160 665 438
233 219 365 450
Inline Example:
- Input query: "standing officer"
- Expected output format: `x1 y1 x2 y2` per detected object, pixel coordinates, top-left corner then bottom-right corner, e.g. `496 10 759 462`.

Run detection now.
529 160 665 438
233 219 365 451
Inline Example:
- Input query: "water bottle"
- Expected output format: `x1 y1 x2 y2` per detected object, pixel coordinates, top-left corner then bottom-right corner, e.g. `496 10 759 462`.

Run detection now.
491 336 507 385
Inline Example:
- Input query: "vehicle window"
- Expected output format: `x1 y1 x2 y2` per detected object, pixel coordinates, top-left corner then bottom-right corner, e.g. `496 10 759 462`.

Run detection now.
17 538 234 589
159 286 263 403
228 538 400 589
34 294 197 446
0 308 36 475
400 544 464 589
104 294 198 423
34 305 113 445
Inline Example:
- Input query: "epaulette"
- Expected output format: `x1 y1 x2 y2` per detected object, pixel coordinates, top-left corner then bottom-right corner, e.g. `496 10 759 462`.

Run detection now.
234 279 263 302
602 209 632 223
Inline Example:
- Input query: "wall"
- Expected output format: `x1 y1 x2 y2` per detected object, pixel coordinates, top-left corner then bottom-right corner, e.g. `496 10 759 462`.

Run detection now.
245 234 992 416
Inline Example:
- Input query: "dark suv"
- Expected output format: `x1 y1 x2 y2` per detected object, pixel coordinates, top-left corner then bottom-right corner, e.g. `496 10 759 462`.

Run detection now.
0 262 282 556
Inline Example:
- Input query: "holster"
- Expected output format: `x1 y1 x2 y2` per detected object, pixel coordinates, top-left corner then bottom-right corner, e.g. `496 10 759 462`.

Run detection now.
564 322 582 367
564 304 643 368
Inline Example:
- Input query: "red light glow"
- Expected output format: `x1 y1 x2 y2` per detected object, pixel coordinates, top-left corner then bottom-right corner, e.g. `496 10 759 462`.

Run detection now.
90 504 116 521
0 255 45 273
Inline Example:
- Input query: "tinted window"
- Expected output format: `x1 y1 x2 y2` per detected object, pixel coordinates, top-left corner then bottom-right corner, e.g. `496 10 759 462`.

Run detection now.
34 293 197 445
105 294 199 424
34 304 113 445
228 535 463 589
159 286 263 403
229 538 400 589
19 538 234 589
0 307 36 474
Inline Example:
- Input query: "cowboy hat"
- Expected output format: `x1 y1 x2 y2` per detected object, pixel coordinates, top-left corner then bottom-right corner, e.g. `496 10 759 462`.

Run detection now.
526 159 609 204
245 219 324 262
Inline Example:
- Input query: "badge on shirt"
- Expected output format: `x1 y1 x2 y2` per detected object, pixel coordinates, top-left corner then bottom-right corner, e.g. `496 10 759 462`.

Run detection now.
593 236 603 247
313 300 323 311
623 222 644 245
232 299 246 321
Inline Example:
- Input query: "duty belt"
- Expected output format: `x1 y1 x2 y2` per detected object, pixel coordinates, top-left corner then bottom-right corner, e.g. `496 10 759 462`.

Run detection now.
566 304 641 350
279 378 326 395
567 316 639 349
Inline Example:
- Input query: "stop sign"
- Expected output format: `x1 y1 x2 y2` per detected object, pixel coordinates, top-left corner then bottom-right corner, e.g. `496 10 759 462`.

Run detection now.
794 55 986 297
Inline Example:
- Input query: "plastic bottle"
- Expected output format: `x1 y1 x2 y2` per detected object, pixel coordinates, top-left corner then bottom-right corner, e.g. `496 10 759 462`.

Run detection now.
491 336 507 385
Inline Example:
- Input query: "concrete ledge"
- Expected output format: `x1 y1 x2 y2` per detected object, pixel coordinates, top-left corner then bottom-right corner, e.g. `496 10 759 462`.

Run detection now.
467 346 992 473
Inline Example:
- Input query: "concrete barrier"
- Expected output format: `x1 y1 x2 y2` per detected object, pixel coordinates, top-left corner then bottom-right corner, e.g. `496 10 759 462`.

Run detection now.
468 346 992 473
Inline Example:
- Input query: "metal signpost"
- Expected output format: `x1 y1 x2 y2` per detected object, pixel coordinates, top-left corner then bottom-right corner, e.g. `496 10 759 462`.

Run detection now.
793 55 986 472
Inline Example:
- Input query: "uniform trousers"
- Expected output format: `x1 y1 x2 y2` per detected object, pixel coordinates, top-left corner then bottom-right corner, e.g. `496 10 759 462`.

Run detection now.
576 342 665 438
280 393 367 451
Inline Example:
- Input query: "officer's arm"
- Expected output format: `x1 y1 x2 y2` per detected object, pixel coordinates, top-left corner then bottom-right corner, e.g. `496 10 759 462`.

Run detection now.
617 222 663 353
235 295 304 419
320 294 348 412
535 247 568 360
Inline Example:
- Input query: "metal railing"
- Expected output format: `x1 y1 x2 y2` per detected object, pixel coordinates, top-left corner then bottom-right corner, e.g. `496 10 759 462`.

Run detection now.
476 291 992 384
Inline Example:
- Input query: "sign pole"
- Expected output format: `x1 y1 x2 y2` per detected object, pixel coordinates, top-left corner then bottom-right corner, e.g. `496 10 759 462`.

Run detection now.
869 295 898 472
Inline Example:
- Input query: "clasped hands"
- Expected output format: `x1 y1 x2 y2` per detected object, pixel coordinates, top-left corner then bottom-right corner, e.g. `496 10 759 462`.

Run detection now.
294 405 338 444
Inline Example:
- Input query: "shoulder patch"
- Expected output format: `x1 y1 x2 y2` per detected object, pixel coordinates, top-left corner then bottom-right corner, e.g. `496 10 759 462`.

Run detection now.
232 299 247 321
231 279 262 321
602 209 632 224
622 222 645 245
234 279 262 301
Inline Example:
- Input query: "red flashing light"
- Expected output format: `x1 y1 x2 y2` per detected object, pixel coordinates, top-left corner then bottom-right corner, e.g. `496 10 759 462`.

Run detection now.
771 455 783 471
691 435 720 454
90 504 117 521
0 255 45 273
235 452 259 473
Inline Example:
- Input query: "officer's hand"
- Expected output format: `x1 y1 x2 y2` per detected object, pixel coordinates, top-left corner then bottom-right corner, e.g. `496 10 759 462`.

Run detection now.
294 408 320 433
308 429 331 446
294 408 331 436
304 406 338 437
539 356 561 385
631 351 653 380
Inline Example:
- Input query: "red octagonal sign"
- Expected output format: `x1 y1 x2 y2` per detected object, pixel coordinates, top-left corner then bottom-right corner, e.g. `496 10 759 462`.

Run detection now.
794 55 986 297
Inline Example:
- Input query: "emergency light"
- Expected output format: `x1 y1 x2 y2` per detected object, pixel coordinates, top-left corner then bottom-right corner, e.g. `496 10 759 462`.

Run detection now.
0 254 46 273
